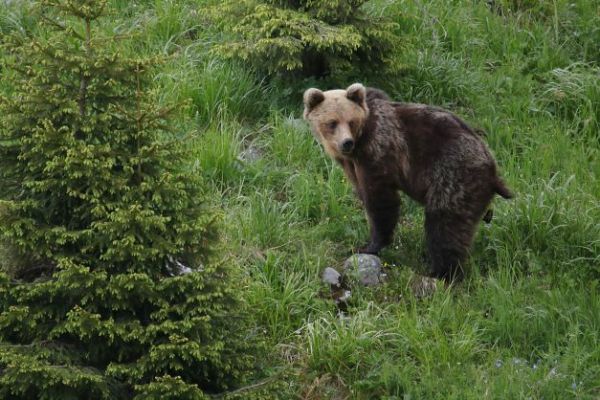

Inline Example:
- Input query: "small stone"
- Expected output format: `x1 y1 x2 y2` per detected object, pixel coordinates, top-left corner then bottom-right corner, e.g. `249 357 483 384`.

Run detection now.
283 117 305 130
166 257 194 275
330 287 351 308
410 275 439 299
343 254 384 286
178 265 193 274
322 267 342 287
239 143 263 163
338 290 352 303
511 357 527 366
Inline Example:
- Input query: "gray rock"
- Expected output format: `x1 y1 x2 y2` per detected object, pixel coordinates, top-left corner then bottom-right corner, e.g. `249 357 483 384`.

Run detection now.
166 257 195 276
337 290 352 303
239 143 263 163
283 117 305 131
322 267 342 287
410 275 440 299
511 357 527 366
343 254 384 286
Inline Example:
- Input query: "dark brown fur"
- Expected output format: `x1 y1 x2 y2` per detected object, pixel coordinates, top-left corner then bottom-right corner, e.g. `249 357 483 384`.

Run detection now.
304 84 512 280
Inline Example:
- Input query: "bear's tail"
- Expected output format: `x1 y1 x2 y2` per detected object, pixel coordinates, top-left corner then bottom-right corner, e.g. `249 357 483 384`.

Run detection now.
495 177 514 199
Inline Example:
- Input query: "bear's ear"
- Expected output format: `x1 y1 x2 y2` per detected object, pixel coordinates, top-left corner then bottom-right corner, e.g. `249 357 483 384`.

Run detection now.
303 88 325 118
346 83 367 108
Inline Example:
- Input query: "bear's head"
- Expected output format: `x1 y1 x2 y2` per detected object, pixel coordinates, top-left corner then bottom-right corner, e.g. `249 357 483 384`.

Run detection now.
303 83 368 159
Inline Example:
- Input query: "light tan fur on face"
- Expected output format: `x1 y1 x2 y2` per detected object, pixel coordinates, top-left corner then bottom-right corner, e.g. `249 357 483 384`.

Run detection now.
303 84 369 160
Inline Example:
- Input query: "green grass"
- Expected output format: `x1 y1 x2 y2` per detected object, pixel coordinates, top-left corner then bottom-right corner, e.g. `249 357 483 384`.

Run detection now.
2 0 599 398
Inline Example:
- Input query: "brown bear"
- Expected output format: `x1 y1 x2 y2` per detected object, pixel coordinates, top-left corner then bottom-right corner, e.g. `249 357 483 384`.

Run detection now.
303 83 513 280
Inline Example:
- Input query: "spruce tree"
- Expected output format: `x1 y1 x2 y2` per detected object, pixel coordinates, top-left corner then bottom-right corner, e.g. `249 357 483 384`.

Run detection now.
0 1 253 398
211 0 399 78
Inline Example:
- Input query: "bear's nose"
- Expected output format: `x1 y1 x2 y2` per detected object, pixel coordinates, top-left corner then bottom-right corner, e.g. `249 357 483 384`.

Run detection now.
341 139 354 153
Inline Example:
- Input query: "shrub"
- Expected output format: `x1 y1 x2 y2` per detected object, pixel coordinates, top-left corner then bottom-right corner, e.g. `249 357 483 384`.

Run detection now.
210 0 399 79
0 0 253 397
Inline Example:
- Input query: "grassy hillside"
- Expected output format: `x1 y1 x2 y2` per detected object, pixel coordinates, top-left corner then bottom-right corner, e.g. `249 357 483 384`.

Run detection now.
1 0 599 398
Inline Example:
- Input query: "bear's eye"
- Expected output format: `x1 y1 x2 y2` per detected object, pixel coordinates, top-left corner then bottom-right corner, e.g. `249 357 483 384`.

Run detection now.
327 120 338 130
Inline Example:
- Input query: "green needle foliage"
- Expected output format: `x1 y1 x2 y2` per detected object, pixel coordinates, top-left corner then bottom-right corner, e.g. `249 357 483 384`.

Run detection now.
210 0 399 78
0 0 253 398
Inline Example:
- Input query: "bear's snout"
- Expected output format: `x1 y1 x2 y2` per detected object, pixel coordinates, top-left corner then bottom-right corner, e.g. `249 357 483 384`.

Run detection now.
340 139 355 154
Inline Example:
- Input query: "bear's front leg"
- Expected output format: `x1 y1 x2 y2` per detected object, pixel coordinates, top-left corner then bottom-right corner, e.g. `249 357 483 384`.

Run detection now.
339 159 364 205
357 187 400 255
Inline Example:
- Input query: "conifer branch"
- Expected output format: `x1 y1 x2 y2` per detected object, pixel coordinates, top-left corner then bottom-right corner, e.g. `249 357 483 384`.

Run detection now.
78 18 91 116
41 15 85 40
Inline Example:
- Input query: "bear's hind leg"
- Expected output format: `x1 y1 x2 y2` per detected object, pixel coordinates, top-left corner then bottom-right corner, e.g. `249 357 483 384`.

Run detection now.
424 210 478 281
